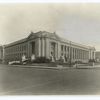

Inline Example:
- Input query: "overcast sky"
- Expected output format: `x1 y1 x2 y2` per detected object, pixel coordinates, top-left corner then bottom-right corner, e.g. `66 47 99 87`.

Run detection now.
0 3 100 50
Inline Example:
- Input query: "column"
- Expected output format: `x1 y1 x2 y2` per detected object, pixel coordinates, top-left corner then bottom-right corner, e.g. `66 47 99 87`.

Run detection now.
85 51 87 60
79 49 81 60
93 51 95 60
89 50 91 60
27 42 30 58
38 38 41 57
82 50 83 60
80 50 81 60
73 48 74 60
80 50 82 60
82 50 83 61
81 50 83 60
77 49 79 60
58 42 61 59
41 37 45 57
83 50 84 60
78 49 80 60
66 46 68 59
86 51 89 60
76 49 77 60
84 51 86 60
77 49 78 60
84 50 86 60
74 48 76 60
55 43 58 60
45 38 50 58
81 50 82 60
71 47 73 61
74 49 76 60
73 48 75 60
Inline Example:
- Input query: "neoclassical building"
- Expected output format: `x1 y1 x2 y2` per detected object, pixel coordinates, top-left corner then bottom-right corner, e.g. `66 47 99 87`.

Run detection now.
4 31 95 63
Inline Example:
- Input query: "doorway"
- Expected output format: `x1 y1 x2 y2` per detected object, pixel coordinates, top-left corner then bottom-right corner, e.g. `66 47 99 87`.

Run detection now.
50 42 56 58
31 42 35 55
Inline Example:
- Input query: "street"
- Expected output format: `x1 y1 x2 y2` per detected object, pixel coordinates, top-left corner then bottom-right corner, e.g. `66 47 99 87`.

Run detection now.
0 64 100 95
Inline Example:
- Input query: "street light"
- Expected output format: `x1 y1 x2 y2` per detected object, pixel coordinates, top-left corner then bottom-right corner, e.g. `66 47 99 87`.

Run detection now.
70 41 72 67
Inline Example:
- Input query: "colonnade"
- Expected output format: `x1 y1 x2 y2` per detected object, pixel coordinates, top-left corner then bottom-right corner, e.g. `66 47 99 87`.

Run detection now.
28 37 95 63
60 45 89 62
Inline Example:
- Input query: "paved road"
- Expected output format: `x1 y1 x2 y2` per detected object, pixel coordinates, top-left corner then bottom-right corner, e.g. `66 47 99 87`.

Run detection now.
0 64 100 95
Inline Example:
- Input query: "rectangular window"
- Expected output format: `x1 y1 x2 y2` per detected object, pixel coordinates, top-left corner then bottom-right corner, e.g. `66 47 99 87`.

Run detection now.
61 45 63 51
31 42 35 54
65 46 66 52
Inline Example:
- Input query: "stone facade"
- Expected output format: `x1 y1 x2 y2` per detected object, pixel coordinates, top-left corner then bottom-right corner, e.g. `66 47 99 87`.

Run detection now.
4 31 96 63
95 51 100 62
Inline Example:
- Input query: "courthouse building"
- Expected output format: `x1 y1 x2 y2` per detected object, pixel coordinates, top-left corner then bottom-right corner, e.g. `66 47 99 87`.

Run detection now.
4 31 95 63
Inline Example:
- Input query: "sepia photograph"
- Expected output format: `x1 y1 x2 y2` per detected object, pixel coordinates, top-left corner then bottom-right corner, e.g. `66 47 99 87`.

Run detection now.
0 2 100 96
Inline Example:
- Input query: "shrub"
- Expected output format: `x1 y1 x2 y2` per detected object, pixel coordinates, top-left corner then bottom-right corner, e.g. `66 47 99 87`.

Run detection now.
89 59 95 63
33 57 51 63
0 59 2 63
75 61 82 64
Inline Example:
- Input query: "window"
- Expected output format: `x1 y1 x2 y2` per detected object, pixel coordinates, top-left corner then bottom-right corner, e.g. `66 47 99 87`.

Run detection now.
65 46 66 52
61 45 63 51
24 45 26 50
31 42 35 54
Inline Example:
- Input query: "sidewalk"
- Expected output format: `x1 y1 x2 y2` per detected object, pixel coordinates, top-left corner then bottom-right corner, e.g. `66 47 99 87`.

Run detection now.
9 63 100 70
10 64 72 70
93 64 100 68
76 64 100 69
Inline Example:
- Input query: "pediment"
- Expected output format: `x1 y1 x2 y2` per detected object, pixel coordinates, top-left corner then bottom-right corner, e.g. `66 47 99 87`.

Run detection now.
27 31 61 41
27 32 33 39
27 32 38 40
46 32 60 40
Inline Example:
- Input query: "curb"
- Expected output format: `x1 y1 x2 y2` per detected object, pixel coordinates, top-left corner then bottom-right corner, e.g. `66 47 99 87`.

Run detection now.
10 64 72 70
8 64 100 70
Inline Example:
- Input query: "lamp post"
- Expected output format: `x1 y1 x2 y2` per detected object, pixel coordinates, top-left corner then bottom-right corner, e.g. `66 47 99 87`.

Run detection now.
2 45 5 64
70 41 72 67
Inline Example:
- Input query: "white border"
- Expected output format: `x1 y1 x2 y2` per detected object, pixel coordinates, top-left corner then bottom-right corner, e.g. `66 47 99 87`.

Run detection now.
1 96 100 100
0 0 100 3
0 0 100 100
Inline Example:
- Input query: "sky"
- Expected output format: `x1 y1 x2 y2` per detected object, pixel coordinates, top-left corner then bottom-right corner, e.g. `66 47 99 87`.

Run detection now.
0 3 100 50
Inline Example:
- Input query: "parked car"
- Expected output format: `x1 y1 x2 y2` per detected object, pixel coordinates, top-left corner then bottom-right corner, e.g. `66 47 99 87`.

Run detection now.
8 61 21 65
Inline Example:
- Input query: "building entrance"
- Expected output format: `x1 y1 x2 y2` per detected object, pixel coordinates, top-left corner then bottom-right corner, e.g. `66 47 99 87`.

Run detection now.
50 42 56 58
31 42 35 55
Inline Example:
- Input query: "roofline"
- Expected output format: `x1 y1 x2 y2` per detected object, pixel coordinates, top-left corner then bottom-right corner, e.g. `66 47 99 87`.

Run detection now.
4 31 96 50
4 38 27 48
